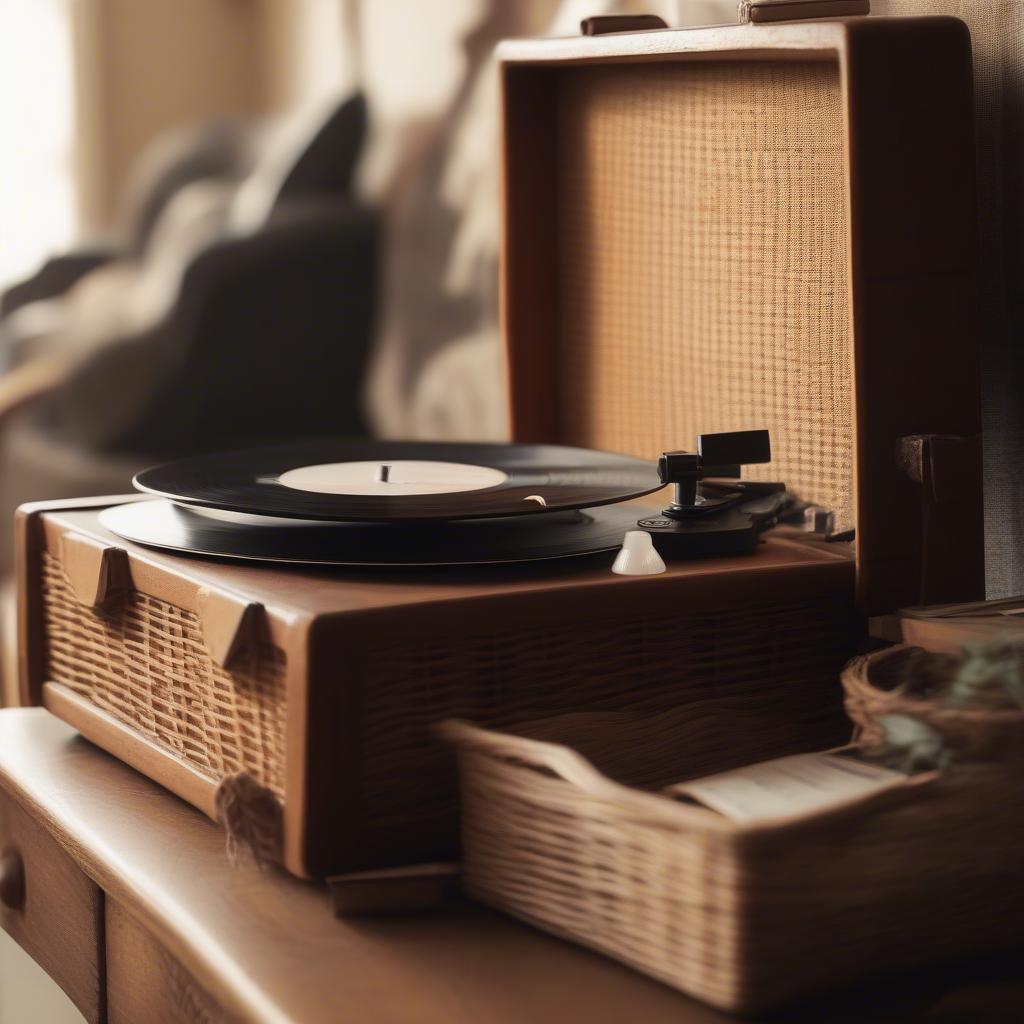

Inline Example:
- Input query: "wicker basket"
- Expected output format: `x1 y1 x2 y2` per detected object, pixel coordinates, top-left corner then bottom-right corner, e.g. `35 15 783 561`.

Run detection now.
843 643 1024 759
445 665 1024 1012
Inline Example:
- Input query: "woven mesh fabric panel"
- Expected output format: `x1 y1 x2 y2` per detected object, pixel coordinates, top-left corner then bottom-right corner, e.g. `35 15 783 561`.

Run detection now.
556 61 854 531
359 595 856 839
40 552 287 799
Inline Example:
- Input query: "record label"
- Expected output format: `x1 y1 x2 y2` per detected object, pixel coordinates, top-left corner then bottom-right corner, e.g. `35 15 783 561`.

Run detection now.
276 460 508 496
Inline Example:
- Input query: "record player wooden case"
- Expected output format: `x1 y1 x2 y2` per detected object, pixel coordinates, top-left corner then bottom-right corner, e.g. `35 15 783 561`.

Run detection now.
17 7 983 880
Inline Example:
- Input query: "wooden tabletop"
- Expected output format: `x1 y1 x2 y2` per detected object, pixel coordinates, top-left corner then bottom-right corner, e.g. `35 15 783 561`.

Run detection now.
0 709 1020 1024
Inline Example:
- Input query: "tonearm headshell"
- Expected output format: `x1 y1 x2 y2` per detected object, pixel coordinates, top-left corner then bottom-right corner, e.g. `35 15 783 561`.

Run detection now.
638 430 789 558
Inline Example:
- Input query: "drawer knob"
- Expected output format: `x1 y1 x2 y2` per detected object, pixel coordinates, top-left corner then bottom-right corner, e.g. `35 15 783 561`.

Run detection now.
0 848 25 910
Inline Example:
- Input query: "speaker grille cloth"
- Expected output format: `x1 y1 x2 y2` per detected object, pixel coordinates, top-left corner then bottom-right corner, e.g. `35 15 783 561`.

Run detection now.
557 61 853 530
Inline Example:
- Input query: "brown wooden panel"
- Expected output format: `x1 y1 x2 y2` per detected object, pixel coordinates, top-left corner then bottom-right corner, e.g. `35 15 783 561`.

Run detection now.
106 898 231 1024
0 784 103 1023
502 65 562 445
842 17 983 611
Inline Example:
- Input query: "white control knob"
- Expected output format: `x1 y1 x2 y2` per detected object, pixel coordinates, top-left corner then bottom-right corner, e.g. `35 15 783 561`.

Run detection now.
612 531 666 576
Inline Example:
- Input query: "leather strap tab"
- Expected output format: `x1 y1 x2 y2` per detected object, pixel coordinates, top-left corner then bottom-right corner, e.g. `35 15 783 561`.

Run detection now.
741 0 870 24
58 533 130 609
198 589 267 669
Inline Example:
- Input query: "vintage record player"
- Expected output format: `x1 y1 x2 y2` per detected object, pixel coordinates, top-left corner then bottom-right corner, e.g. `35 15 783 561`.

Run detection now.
17 6 983 882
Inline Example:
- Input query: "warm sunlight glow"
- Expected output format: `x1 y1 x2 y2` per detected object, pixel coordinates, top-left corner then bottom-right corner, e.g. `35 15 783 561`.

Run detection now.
0 0 75 288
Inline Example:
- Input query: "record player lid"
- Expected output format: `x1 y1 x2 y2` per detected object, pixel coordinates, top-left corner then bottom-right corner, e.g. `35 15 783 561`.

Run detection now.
497 18 984 614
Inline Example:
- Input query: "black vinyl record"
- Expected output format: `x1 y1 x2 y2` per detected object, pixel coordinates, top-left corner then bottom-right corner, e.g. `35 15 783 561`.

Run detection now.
99 499 648 567
133 440 662 522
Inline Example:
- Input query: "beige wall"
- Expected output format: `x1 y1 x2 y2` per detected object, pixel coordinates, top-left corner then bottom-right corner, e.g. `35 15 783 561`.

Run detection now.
258 0 354 112
0 928 82 1022
67 0 736 233
72 0 273 230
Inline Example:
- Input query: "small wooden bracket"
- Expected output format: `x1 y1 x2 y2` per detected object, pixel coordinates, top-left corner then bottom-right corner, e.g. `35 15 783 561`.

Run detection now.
327 863 461 917
897 434 980 504
580 14 667 36
898 434 985 604
868 615 904 644
741 0 869 24
58 533 130 610
198 589 267 669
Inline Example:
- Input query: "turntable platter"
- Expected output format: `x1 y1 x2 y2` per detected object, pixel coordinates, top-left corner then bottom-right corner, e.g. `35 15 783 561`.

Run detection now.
133 440 662 521
99 499 648 566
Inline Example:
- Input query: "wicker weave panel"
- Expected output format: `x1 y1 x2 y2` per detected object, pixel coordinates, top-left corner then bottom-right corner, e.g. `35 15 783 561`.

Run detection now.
40 552 287 799
557 61 854 530
455 743 1024 1011
452 729 1024 1011
359 595 856 838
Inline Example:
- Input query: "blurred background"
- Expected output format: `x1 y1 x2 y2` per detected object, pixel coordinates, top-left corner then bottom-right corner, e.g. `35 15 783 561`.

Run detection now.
0 0 736 547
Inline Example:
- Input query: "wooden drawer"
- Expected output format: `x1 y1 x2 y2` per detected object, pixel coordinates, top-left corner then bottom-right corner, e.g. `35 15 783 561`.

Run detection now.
106 898 230 1024
0 786 103 1023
